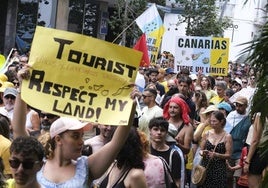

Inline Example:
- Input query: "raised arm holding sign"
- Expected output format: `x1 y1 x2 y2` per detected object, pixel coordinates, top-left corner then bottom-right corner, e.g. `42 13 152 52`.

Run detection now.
12 27 142 187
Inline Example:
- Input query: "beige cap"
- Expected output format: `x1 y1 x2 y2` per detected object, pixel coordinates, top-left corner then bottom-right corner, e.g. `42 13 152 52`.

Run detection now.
201 105 219 114
235 96 248 106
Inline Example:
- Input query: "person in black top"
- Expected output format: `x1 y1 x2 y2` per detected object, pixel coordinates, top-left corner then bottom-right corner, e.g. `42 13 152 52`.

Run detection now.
149 117 181 188
99 127 147 188
146 68 166 96
176 76 196 122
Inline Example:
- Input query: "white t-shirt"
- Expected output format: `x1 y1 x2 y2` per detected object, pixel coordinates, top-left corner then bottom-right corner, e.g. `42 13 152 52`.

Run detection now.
139 105 163 138
84 135 105 153
226 110 248 132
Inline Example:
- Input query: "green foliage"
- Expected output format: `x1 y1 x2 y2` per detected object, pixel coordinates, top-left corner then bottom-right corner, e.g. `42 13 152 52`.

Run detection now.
242 17 268 188
108 0 148 45
108 0 165 45
242 21 268 122
150 0 165 5
178 0 230 37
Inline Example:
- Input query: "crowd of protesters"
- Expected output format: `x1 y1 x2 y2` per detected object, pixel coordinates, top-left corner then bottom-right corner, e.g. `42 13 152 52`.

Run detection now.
0 48 267 188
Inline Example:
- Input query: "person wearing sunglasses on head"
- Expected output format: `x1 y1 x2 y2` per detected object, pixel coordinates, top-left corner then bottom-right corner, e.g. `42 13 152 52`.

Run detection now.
6 136 44 188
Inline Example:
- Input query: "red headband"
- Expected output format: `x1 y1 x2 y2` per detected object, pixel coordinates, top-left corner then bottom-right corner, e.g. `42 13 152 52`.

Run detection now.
163 96 190 124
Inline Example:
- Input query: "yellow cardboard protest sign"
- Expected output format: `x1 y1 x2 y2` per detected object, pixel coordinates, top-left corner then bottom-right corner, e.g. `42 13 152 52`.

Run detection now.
147 25 165 64
21 26 142 125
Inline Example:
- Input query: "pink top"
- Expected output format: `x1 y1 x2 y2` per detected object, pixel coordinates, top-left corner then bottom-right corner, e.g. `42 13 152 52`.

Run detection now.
143 155 166 188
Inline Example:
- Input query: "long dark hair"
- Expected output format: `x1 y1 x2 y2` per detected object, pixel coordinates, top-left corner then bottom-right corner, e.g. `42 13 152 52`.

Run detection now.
116 127 144 170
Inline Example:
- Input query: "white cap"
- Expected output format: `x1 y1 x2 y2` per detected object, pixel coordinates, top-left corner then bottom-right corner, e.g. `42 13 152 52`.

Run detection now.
50 117 87 138
233 78 242 87
201 105 219 114
189 74 197 81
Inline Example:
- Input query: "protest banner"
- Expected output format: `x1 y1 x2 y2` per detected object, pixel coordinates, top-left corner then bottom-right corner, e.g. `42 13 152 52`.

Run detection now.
135 4 165 64
21 26 142 125
174 36 229 76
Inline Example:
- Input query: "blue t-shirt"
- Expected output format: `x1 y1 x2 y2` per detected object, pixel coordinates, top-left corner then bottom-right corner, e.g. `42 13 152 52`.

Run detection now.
37 156 89 188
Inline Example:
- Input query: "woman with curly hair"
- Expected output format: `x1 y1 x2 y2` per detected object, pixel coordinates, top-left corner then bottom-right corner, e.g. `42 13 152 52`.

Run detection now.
99 127 147 188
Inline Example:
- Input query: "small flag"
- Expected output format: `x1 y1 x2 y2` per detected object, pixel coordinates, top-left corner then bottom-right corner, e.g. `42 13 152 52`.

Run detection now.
135 4 163 34
135 4 165 64
133 34 150 67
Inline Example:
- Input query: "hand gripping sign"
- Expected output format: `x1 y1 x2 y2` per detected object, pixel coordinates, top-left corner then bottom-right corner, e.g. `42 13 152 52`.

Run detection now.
21 26 142 125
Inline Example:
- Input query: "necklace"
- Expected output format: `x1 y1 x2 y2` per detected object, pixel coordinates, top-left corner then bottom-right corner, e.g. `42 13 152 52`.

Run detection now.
209 131 225 145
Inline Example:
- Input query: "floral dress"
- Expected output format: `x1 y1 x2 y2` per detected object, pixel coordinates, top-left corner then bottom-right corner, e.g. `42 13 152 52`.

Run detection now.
37 156 89 188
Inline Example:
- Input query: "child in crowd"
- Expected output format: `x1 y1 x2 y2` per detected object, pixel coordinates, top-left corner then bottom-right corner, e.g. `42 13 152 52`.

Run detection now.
227 145 249 188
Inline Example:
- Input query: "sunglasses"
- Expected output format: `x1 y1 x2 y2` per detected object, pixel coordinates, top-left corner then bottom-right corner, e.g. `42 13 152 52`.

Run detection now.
9 159 40 169
4 95 16 100
40 113 57 119
235 103 244 107
13 82 20 86
242 81 248 84
142 94 152 99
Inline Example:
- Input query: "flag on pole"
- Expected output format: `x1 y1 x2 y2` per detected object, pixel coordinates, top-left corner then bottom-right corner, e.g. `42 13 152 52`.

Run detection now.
133 34 150 67
135 4 165 64
135 4 163 34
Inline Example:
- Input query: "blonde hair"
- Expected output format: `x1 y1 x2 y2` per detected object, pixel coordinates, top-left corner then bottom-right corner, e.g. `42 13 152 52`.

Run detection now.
38 132 55 159
138 130 150 158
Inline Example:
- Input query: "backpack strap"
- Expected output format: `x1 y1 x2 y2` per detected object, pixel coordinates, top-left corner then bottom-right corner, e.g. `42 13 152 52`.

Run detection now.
159 156 177 188
177 123 184 134
169 148 176 170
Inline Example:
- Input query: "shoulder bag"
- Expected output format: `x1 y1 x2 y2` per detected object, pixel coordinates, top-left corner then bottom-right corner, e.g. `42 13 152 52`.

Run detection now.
192 133 226 186
159 156 178 188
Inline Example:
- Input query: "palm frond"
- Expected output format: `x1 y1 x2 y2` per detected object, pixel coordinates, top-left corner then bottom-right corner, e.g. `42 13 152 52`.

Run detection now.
242 20 268 123
240 16 268 188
